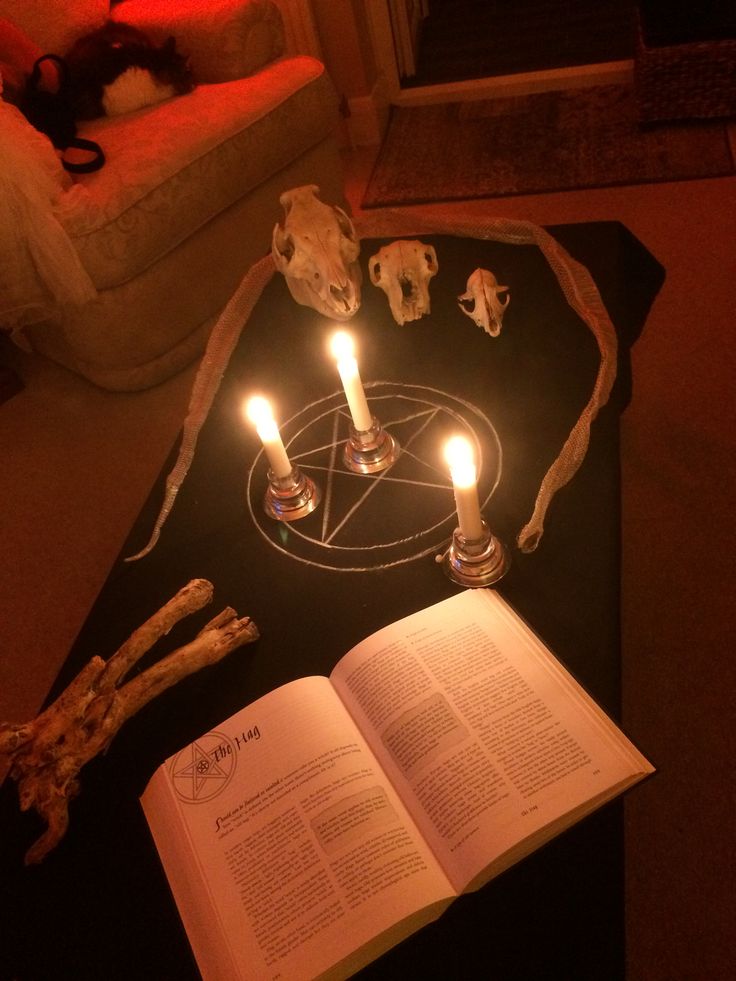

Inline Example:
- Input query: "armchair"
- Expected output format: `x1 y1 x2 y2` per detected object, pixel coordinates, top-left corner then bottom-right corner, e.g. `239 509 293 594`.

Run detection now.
0 0 344 390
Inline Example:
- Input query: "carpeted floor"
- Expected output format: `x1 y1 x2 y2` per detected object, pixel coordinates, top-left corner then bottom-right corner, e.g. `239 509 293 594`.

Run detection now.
363 83 735 207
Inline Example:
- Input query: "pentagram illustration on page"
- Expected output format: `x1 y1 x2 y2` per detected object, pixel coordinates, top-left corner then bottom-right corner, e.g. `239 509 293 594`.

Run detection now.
246 382 502 571
170 731 238 803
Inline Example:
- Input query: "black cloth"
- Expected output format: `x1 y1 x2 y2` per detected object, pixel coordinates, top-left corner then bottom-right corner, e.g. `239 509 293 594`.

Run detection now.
18 55 105 173
638 1 736 46
0 222 664 981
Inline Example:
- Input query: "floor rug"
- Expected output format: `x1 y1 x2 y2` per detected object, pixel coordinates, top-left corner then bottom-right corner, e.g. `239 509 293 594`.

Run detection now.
362 84 735 207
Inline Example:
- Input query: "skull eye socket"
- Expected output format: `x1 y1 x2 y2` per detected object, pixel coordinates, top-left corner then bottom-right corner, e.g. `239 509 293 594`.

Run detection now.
277 232 295 263
334 206 357 241
459 296 475 313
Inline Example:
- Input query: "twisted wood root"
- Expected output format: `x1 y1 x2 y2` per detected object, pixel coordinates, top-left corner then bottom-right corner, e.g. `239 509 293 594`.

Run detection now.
0 579 258 864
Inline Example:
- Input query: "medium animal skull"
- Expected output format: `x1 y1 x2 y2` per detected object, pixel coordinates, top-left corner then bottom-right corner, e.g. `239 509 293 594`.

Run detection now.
368 240 438 324
271 185 361 320
458 268 510 336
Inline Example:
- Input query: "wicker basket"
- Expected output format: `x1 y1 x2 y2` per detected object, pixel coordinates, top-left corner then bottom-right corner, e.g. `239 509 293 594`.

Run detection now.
634 9 736 124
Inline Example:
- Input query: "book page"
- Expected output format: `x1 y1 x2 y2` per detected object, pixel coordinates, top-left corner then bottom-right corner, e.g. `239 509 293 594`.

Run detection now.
330 590 653 893
141 676 454 981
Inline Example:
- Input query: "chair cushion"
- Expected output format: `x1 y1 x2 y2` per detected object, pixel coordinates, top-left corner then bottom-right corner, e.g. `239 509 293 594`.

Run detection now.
63 56 338 289
112 0 285 83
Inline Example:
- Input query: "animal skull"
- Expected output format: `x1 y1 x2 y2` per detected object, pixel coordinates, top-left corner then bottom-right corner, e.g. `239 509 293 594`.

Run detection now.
458 268 510 336
272 185 361 320
368 240 438 324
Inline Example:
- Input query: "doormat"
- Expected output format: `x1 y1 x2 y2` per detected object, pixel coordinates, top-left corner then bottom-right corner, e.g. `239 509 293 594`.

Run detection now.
362 83 735 207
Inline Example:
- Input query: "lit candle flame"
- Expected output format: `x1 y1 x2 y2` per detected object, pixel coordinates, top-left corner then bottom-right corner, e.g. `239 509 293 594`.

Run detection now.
444 436 474 470
243 395 292 478
445 437 477 488
445 436 483 539
330 330 355 362
330 330 372 432
245 395 274 427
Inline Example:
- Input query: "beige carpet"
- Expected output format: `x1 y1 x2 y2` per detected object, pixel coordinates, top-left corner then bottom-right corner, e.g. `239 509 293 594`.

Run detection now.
363 84 735 207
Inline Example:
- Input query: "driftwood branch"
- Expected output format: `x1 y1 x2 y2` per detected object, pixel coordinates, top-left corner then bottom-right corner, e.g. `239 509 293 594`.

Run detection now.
1 579 259 864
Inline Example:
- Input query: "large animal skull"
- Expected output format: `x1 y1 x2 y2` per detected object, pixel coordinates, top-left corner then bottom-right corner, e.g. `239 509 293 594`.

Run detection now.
271 185 361 320
458 268 510 336
368 240 438 324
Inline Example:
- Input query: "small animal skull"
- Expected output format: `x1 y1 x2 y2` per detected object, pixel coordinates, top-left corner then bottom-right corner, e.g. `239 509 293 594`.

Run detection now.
368 240 438 325
272 185 361 320
458 268 510 336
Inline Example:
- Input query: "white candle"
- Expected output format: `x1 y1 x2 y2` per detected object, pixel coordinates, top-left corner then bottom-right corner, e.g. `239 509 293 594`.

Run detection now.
331 331 373 432
445 436 484 541
244 397 292 478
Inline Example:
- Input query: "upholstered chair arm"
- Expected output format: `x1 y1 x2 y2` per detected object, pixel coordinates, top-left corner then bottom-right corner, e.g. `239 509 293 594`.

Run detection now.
110 0 285 83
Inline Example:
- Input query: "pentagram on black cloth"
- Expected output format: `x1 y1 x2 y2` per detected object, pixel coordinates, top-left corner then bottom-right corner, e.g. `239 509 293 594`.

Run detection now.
170 731 237 803
246 382 501 571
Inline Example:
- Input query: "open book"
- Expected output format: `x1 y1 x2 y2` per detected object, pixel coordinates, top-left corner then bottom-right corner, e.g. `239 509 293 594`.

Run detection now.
142 590 653 980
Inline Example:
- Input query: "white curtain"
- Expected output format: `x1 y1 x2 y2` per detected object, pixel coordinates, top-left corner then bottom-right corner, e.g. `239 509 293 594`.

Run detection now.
0 96 96 335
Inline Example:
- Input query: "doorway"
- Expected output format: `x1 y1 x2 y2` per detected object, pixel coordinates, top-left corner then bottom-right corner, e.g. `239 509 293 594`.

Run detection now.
385 0 637 92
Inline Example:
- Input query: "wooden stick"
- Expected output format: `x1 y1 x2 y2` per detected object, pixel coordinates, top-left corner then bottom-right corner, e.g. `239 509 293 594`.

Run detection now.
0 580 259 864
101 578 214 688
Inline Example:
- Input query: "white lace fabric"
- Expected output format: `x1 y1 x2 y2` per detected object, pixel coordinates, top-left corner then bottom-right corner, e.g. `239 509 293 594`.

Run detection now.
0 96 96 334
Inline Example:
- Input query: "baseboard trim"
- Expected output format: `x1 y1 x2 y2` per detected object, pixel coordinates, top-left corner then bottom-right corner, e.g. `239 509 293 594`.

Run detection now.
395 60 634 106
345 79 392 147
341 60 635 146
